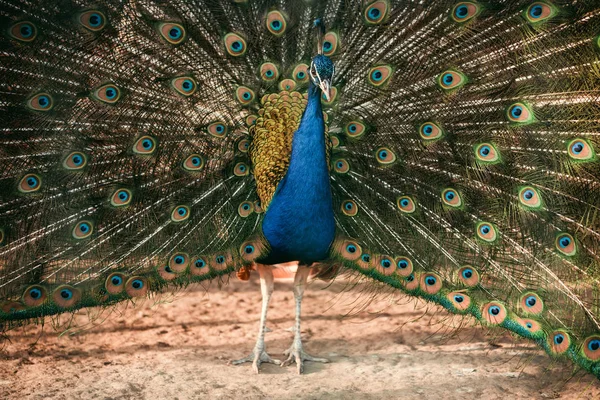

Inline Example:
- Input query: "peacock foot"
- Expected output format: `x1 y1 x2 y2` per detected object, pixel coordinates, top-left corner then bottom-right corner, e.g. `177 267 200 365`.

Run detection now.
230 346 281 374
281 341 329 374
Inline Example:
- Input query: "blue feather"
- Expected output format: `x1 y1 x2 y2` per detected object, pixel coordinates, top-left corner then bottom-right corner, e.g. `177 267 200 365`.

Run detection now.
260 82 335 265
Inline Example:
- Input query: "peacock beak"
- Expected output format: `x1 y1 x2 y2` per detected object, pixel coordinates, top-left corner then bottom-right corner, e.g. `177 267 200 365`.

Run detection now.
319 80 332 102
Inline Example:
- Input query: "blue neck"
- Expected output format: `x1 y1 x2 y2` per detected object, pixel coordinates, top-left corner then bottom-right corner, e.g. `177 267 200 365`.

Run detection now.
260 82 336 265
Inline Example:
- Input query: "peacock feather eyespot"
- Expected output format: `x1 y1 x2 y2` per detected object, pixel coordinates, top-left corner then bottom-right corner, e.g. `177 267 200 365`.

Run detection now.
278 79 297 92
260 62 279 81
367 65 393 87
224 32 247 56
375 147 396 165
451 2 481 23
110 188 132 207
516 318 542 333
9 21 37 42
79 10 107 32
363 0 389 25
330 135 340 149
403 272 420 291
133 135 157 155
555 233 576 256
245 115 258 127
420 272 442 294
266 10 287 36
419 122 444 142
27 93 53 111
519 292 544 315
207 121 228 138
395 256 413 277
375 255 396 276
158 264 177 281
210 252 233 271
18 173 42 193
72 220 93 239
238 201 255 217
171 77 197 96
567 138 595 162
233 162 249 177
548 330 571 355
92 84 121 104
63 151 88 170
125 277 148 297
341 200 358 217
507 102 535 124
105 272 126 294
396 196 416 214
254 200 264 214
323 32 340 56
344 120 366 138
183 154 205 171
476 221 498 243
518 186 542 209
171 205 190 222
524 2 558 24
338 239 362 261
458 266 479 286
447 292 471 311
235 86 255 105
321 86 338 106
292 64 310 84
482 301 507 325
438 69 467 92
52 285 81 308
474 143 500 164
190 256 209 276
22 285 47 307
441 188 462 208
169 252 189 273
583 336 600 361
333 158 350 174
158 22 186 45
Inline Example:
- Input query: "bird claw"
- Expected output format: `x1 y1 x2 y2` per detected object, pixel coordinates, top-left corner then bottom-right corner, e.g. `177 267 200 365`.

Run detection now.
281 343 329 374
230 348 281 374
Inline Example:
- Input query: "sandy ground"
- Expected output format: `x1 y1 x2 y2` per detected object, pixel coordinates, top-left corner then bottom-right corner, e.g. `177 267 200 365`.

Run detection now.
0 274 599 400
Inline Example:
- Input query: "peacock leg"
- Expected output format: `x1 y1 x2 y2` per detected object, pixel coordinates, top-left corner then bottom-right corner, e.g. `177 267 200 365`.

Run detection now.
281 266 329 374
231 263 281 373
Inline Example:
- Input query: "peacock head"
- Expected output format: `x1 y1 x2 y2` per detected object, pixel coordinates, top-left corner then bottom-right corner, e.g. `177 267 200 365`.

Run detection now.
310 54 334 102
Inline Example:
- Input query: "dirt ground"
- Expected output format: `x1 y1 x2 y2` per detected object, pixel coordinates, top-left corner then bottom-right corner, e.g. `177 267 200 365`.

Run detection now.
0 273 599 400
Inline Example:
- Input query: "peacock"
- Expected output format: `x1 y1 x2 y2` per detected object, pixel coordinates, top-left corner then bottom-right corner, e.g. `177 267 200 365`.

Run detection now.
1 0 600 379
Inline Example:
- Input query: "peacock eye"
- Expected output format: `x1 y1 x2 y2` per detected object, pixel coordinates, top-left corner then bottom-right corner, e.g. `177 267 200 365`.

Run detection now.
79 10 107 31
63 152 88 170
322 31 339 56
292 64 310 84
235 86 255 104
133 135 156 155
73 220 94 239
93 84 121 104
27 93 54 111
260 62 279 81
476 222 497 243
224 32 247 56
375 147 396 165
333 159 350 174
567 138 595 161
266 10 287 36
341 200 358 216
438 69 467 91
363 0 389 25
524 2 557 24
419 122 444 141
507 102 534 124
158 22 186 44
555 233 576 256
367 65 393 87
183 154 205 171
111 188 132 207
19 173 42 193
474 143 500 163
171 205 190 222
441 188 462 208
9 21 37 42
171 77 197 96
207 121 228 137
238 201 254 217
451 2 480 23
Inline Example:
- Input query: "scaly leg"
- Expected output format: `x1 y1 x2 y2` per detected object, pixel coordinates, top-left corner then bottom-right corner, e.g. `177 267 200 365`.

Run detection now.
281 266 329 374
231 263 280 373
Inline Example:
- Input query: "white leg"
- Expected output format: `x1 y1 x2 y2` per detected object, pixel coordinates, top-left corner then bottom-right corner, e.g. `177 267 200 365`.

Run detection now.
231 264 280 373
281 266 329 374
